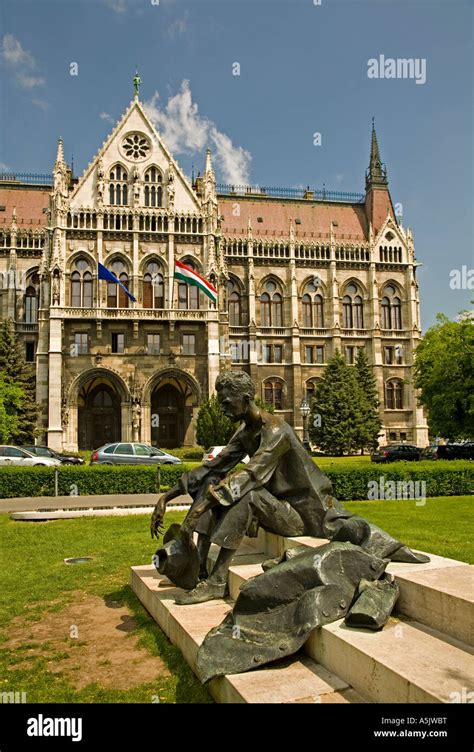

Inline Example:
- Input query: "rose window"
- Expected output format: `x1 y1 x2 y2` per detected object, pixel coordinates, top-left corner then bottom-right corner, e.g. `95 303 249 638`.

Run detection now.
121 133 150 161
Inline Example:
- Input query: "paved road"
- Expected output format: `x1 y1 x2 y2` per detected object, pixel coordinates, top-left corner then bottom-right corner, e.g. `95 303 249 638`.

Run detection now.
0 493 191 514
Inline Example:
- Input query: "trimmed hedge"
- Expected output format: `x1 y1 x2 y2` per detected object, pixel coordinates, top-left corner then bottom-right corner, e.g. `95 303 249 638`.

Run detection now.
0 460 472 501
326 460 474 500
0 464 189 500
165 447 205 461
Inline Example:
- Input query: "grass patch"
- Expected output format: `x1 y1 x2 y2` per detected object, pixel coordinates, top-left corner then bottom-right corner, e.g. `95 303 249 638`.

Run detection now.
0 510 211 704
345 496 473 563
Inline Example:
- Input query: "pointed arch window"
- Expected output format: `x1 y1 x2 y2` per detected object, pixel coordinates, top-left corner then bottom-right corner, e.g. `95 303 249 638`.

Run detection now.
227 279 242 326
178 259 200 309
70 259 93 308
305 378 321 403
109 165 128 206
144 167 163 208
342 283 364 329
25 285 38 323
260 280 283 327
143 261 164 308
107 260 130 308
385 379 404 409
301 280 324 327
381 285 402 330
264 378 284 410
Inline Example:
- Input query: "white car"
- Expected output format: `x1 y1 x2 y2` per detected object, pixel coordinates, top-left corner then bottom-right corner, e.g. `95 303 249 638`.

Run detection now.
202 446 250 464
0 445 62 467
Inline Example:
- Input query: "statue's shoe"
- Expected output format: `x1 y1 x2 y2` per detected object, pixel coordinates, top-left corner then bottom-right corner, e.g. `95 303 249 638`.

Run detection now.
175 580 227 605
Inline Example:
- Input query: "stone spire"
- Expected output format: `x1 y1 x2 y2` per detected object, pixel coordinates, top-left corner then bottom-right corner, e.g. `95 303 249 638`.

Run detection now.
55 137 65 169
53 137 69 213
366 118 388 190
203 147 217 207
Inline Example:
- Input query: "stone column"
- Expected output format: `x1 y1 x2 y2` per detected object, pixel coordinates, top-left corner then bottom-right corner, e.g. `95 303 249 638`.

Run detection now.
47 317 63 450
141 402 151 444
207 314 220 397
167 226 175 309
132 212 139 303
64 404 77 453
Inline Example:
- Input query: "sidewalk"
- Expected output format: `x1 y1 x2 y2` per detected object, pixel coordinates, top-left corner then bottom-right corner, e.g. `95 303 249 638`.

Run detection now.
0 493 191 514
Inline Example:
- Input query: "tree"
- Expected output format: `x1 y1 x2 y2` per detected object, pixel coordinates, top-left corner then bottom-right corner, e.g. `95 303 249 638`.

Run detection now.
354 348 382 452
0 318 39 443
308 350 365 455
255 397 275 414
414 313 474 440
0 372 25 442
196 394 236 449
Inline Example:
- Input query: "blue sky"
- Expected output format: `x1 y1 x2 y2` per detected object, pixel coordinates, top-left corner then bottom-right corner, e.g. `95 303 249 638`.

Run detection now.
0 0 472 328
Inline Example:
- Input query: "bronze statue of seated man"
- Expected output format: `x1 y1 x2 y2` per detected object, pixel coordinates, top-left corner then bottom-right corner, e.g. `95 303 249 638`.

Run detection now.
150 370 428 605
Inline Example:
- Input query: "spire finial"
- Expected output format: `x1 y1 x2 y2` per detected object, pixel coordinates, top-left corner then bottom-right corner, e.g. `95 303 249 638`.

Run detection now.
205 147 213 174
56 137 65 165
366 118 387 189
133 68 141 99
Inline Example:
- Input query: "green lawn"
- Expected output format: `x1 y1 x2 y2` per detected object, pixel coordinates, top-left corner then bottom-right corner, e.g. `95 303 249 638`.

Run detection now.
344 496 473 564
0 510 211 704
0 495 471 703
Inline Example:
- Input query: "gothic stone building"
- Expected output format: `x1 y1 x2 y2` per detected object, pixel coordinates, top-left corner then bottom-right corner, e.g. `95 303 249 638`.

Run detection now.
0 92 428 451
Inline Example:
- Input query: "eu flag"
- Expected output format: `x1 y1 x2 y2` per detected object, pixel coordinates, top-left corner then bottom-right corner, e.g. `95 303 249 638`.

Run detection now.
98 262 136 303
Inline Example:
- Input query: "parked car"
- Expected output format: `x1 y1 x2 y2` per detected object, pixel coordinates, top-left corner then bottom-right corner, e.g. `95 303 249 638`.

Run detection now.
0 445 61 467
202 446 250 464
22 445 85 465
371 444 422 463
420 443 474 461
90 442 182 465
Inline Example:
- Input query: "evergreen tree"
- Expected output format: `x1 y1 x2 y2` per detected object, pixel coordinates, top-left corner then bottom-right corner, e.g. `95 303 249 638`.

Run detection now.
355 348 382 452
0 318 39 443
308 350 364 455
196 394 236 449
0 372 24 443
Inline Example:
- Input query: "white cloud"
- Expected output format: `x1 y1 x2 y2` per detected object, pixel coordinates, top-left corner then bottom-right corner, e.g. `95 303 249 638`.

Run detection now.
100 111 115 124
0 162 10 172
104 0 127 12
17 73 45 89
144 80 251 184
1 34 34 67
32 98 48 111
168 14 189 39
1 33 45 90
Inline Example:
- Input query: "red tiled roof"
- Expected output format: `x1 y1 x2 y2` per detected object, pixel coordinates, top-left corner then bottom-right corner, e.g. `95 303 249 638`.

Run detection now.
0 185 50 228
218 197 369 241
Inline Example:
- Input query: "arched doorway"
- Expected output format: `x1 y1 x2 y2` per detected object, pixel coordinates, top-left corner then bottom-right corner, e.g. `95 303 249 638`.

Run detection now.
151 383 185 448
78 378 121 449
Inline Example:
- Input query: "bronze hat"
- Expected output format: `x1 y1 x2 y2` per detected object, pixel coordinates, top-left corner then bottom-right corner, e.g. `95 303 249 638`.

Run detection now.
154 523 200 591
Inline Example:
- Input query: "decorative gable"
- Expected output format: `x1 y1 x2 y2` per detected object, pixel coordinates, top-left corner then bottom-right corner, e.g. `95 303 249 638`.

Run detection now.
69 99 201 213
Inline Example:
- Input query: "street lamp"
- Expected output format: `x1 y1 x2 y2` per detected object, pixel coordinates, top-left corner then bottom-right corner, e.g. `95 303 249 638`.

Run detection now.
300 397 311 453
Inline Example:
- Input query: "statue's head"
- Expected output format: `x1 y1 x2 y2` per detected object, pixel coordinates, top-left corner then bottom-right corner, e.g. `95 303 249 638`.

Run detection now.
215 370 256 421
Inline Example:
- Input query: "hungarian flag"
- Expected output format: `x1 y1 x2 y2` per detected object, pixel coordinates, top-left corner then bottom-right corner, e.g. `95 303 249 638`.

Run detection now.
174 259 217 303
98 262 136 303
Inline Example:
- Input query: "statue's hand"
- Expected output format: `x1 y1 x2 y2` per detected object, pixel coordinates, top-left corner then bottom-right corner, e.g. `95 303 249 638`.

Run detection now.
150 494 167 539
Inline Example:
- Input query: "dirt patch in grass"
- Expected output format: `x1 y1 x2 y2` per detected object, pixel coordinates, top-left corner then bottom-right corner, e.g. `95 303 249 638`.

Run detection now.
4 591 170 690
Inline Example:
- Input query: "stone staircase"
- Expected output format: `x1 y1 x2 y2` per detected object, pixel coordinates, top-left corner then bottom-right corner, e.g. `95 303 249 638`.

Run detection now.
131 529 474 704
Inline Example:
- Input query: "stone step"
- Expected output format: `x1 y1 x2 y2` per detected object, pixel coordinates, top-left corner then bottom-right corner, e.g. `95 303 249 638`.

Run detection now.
130 563 367 704
256 532 473 645
305 618 473 704
208 547 474 704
